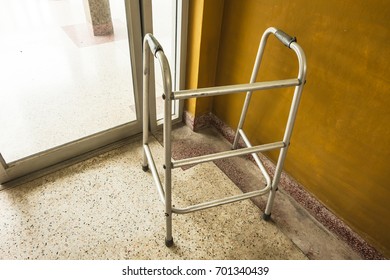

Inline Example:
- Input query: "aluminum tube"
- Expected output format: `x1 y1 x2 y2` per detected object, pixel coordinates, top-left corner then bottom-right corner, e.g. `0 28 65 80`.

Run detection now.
172 188 271 214
265 94 305 215
233 27 276 149
172 141 285 169
155 49 174 243
173 79 299 100
142 37 150 168
143 144 165 204
280 44 307 150
264 189 277 216
264 42 307 216
156 51 173 102
144 33 163 57
290 42 307 87
264 145 288 215
238 129 272 187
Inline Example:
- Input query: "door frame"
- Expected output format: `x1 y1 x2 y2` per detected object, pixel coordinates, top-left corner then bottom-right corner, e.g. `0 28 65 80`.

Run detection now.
142 0 188 132
171 0 188 125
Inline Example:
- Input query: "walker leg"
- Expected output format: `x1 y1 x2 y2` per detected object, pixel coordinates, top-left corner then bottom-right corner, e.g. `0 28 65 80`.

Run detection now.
165 239 174 247
262 213 271 221
164 164 174 247
164 157 174 247
263 146 287 221
165 176 174 247
161 51 174 247
263 189 277 221
142 39 150 173
165 225 174 247
165 205 174 246
142 164 149 172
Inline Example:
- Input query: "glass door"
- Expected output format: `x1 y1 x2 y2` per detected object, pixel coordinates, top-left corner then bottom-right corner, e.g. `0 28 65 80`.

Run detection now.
0 0 187 186
0 0 143 185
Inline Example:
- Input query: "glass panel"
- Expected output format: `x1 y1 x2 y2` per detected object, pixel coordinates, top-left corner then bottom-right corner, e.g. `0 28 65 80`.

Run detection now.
0 0 136 162
151 0 176 120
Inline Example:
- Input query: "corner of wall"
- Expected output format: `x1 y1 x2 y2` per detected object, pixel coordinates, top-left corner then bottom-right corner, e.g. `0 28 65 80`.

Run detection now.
184 0 225 130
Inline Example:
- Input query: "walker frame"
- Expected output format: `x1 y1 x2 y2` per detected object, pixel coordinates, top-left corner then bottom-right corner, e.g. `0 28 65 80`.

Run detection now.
142 27 307 247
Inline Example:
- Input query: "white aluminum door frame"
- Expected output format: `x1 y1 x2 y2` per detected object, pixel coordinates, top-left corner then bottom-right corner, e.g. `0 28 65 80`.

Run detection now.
141 0 188 133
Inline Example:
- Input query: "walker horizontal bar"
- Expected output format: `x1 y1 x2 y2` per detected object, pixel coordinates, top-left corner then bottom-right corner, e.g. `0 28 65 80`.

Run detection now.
172 187 271 214
143 144 165 205
172 141 285 169
173 79 300 100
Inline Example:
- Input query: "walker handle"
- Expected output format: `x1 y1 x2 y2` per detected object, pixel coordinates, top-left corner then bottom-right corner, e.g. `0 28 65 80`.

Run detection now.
274 29 297 48
145 33 163 56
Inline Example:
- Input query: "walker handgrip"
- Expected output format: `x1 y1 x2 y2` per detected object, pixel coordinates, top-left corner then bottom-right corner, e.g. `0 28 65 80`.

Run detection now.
274 30 296 48
145 33 163 56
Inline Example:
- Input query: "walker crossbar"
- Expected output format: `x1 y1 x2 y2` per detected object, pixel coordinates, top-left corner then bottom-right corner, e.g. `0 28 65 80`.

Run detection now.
145 142 271 215
142 27 307 247
172 141 285 169
172 78 301 100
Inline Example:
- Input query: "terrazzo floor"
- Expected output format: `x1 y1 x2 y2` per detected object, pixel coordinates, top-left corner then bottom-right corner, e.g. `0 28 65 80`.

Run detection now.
0 136 305 259
0 124 363 260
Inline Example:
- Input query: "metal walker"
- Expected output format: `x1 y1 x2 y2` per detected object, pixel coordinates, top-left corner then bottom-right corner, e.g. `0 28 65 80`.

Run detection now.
142 27 307 247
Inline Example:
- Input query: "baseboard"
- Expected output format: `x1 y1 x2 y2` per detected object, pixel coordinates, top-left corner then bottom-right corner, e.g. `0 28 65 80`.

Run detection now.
183 110 212 132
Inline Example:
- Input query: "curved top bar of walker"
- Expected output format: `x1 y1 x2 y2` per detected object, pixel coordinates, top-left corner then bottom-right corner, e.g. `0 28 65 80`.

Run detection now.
144 28 306 101
144 33 173 100
144 33 163 57
170 27 306 100
247 26 306 88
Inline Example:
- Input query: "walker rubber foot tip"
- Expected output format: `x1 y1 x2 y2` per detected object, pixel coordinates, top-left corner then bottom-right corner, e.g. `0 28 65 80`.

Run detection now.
262 213 271 221
165 238 174 247
142 165 149 172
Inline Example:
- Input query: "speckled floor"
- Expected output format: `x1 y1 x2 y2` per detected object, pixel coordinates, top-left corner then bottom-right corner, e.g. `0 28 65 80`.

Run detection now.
165 124 363 260
0 123 366 260
0 134 307 260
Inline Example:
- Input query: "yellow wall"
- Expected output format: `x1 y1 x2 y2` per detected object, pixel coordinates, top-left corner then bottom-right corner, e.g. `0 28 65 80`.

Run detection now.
210 0 390 256
185 0 224 118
